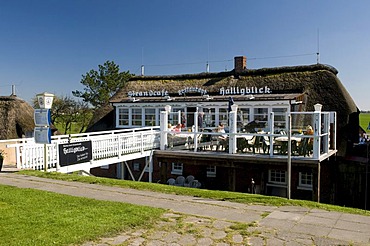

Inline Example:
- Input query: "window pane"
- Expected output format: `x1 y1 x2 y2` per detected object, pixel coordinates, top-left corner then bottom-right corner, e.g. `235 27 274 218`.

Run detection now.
204 108 215 127
273 108 286 130
269 170 286 184
219 108 228 126
132 108 142 126
254 108 268 121
118 108 129 126
300 172 313 187
144 108 156 126
238 108 250 127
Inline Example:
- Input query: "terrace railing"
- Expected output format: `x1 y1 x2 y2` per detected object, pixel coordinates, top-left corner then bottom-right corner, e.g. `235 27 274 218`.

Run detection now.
161 110 337 161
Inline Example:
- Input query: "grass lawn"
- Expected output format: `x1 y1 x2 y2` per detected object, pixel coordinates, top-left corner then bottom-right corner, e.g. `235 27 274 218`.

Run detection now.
0 184 163 246
360 112 370 133
18 170 370 217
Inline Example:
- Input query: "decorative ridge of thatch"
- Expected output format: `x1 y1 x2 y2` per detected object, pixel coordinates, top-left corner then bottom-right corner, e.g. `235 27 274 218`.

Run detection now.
0 95 25 102
129 63 338 81
238 63 338 76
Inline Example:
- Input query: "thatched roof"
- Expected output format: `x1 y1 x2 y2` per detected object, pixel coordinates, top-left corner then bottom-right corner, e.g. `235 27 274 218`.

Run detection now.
111 64 357 124
0 96 35 140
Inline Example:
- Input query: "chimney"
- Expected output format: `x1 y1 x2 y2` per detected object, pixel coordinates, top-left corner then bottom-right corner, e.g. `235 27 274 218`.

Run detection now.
234 56 246 73
11 85 16 97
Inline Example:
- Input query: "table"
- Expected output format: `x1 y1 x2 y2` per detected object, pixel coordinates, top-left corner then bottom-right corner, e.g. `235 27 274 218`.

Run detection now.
275 136 302 155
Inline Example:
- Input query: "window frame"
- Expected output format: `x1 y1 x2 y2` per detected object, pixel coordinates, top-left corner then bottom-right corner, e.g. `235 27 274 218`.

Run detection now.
298 172 313 190
268 169 287 185
206 165 216 178
171 162 183 175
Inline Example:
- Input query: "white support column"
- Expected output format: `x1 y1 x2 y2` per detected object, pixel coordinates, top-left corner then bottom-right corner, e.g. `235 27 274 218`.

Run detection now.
229 104 238 154
330 112 337 151
322 113 329 154
194 112 199 152
160 111 168 150
229 110 237 154
313 111 321 159
178 110 181 125
269 112 275 157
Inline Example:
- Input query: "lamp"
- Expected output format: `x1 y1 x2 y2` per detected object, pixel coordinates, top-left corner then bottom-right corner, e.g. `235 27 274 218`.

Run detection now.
36 92 54 172
203 94 213 100
36 92 54 109
165 95 173 101
314 103 323 112
130 97 140 102
165 105 171 112
231 104 238 112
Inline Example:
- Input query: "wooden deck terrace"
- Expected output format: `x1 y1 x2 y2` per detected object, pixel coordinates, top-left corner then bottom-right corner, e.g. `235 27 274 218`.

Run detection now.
154 148 338 167
160 130 337 167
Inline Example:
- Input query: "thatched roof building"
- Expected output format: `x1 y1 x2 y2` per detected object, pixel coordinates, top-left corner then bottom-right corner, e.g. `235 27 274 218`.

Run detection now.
89 57 359 156
0 96 35 140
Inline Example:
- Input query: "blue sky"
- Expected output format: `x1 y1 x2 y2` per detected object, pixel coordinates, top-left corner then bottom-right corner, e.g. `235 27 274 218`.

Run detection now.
0 1 369 110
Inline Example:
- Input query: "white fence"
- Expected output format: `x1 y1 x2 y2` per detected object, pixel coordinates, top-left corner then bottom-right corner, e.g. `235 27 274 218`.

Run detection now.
6 127 160 173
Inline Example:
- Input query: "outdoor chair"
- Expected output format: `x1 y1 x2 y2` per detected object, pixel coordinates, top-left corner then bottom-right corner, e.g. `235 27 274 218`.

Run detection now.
262 135 282 154
167 178 176 185
245 135 262 154
299 137 313 157
237 137 248 152
174 176 185 186
184 175 195 187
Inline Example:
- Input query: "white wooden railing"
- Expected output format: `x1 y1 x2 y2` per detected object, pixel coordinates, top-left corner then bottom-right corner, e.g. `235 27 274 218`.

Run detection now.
4 109 338 173
6 127 160 173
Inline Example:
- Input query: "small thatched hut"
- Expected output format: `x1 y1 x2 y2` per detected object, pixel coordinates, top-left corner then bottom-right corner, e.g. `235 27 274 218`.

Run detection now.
0 96 35 140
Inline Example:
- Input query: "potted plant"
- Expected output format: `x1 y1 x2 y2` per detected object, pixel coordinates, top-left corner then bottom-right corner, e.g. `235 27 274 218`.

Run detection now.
0 149 5 171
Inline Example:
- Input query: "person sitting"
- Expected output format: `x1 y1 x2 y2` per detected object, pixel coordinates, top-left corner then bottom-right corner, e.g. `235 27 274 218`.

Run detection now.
306 125 314 135
213 123 228 151
217 123 227 140
173 124 181 132
301 125 314 155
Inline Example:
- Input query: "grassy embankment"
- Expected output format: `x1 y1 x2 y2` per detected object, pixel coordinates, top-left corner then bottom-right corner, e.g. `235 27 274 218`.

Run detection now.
0 183 163 246
2 170 369 245
18 170 370 216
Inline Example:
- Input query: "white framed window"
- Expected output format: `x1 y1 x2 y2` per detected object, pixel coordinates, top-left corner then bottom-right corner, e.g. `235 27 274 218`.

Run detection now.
268 170 287 185
171 162 183 175
204 108 215 127
144 108 156 126
298 172 313 190
272 108 287 130
206 166 216 177
238 108 250 127
254 107 268 127
118 108 129 126
171 108 184 126
132 108 143 126
219 108 228 126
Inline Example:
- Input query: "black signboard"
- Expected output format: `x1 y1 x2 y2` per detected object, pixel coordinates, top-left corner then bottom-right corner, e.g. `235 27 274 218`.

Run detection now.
58 141 92 167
